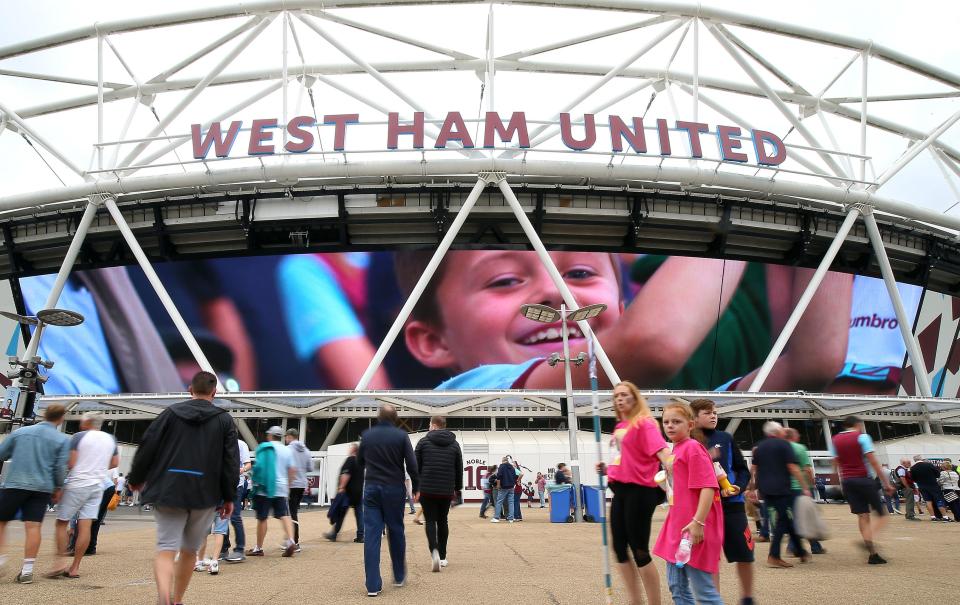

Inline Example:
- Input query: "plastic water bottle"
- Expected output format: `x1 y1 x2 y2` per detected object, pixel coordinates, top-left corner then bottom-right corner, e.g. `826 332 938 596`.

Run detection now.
675 531 692 568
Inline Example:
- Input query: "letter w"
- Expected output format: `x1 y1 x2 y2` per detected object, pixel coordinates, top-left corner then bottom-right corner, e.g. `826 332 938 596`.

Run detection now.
192 121 242 159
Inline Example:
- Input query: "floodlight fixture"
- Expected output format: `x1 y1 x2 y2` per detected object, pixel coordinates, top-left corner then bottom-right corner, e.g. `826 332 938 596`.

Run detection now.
0 311 39 326
519 304 561 324
567 304 608 323
36 308 85 327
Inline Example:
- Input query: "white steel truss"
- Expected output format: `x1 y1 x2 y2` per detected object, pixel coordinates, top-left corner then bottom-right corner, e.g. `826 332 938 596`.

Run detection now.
1 1 960 438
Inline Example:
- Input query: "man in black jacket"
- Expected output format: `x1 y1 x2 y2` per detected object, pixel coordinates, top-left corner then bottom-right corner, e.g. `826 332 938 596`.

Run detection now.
358 404 418 597
414 416 463 572
128 371 239 605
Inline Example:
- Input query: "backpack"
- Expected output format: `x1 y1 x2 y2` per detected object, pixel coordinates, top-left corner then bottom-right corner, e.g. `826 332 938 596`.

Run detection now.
889 469 901 489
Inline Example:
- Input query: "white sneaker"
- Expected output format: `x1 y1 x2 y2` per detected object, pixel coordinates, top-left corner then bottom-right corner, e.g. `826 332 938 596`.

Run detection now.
194 559 208 572
208 560 219 575
431 548 441 572
440 559 448 568
490 517 500 523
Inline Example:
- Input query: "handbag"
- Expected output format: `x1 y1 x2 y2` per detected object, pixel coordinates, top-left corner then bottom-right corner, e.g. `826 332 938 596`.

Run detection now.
107 492 121 511
945 490 958 503
793 494 829 541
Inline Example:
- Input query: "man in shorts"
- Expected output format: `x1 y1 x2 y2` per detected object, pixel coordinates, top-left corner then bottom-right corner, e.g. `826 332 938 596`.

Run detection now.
50 411 118 579
830 416 895 564
247 426 297 557
128 371 239 605
691 399 755 605
0 404 70 584
194 511 230 575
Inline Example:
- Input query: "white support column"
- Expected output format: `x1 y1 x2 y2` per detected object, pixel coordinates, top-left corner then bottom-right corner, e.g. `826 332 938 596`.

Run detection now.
725 418 741 436
491 417 497 431
321 417 346 451
97 34 104 172
103 197 215 375
497 178 621 385
17 200 99 378
748 206 861 392
236 418 258 450
0 100 89 180
281 417 289 432
821 417 832 447
861 210 933 398
859 48 869 183
782 419 790 429
354 177 488 390
299 415 308 441
486 2 495 113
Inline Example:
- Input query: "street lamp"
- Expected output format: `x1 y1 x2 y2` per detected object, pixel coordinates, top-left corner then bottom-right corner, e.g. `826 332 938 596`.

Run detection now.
520 302 606 522
1 308 85 422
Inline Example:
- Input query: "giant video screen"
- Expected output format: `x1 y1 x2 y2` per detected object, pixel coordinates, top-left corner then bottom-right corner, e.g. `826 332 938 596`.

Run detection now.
17 251 935 396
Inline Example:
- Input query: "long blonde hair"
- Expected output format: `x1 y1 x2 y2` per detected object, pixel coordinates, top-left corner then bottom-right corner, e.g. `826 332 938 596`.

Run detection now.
615 380 652 426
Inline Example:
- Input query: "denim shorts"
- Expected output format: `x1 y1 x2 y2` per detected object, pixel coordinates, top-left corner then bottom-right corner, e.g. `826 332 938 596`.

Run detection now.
211 513 230 535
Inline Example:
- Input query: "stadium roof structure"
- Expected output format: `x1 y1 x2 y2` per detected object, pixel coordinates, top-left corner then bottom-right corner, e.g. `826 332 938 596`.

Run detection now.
4 1 960 436
36 389 960 427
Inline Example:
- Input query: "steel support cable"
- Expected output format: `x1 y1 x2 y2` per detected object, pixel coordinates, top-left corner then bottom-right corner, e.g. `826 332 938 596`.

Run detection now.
19 133 66 186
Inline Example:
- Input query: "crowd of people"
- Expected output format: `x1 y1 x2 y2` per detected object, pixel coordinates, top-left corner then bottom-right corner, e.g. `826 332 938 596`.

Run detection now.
2 372 960 604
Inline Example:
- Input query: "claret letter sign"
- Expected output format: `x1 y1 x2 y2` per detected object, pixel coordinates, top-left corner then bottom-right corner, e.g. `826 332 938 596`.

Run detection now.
192 111 787 166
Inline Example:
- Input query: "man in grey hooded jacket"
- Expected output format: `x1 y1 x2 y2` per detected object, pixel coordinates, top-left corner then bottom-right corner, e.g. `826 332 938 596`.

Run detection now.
284 429 314 549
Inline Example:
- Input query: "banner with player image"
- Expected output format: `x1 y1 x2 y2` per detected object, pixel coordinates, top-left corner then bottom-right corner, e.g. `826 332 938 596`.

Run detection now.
15 251 933 396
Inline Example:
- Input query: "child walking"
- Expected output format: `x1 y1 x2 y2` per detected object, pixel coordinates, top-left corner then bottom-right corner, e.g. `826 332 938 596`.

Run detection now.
653 401 725 605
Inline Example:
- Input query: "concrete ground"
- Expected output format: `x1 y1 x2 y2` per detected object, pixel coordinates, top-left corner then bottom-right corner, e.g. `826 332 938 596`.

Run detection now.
0 502 954 604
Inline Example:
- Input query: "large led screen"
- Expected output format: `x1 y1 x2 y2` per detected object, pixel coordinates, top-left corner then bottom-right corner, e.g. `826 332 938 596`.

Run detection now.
18 251 930 396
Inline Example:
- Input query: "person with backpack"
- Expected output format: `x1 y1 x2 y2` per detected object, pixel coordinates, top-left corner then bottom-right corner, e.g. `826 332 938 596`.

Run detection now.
246 426 297 558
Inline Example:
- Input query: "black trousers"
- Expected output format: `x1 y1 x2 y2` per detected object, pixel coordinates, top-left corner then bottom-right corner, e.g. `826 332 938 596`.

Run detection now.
289 488 305 544
419 496 451 559
609 481 662 566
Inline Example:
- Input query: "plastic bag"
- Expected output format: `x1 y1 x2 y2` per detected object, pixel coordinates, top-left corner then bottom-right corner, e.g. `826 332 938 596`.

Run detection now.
107 492 121 511
793 494 829 541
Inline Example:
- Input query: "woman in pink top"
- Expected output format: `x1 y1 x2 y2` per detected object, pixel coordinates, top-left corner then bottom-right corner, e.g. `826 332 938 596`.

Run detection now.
599 381 672 605
653 401 723 605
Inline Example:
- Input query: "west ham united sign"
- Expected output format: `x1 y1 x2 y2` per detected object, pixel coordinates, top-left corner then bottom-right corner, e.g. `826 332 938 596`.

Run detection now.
191 111 787 166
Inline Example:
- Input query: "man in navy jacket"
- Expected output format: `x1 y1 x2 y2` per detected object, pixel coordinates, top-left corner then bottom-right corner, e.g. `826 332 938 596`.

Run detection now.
358 404 418 597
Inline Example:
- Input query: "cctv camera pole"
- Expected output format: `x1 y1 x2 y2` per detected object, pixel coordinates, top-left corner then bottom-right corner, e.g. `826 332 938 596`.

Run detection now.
560 304 583 522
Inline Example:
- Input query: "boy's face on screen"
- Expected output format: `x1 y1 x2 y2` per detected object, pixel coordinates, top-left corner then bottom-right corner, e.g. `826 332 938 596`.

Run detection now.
406 250 622 371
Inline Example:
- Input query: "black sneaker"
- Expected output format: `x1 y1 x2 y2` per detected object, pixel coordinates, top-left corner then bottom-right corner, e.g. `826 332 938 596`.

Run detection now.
353 537 364 543
868 553 887 565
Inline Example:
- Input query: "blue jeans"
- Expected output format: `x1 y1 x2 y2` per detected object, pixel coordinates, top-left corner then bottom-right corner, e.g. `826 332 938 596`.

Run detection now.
514 491 522 520
230 486 246 551
766 494 805 559
666 563 724 605
363 483 406 593
494 487 513 520
539 491 546 507
480 492 492 516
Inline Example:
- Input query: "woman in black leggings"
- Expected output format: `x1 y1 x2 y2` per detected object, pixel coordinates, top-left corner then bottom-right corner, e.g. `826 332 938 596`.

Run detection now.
414 415 463 572
599 381 672 605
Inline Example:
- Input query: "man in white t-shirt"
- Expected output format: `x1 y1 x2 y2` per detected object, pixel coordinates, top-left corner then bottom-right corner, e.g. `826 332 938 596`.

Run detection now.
50 411 118 578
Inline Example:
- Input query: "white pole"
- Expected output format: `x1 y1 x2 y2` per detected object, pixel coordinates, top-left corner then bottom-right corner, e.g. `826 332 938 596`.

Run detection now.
561 304 583 522
861 210 933 399
17 200 99 373
589 332 614 605
859 49 869 183
103 197 215 375
870 107 960 191
748 206 861 392
496 178 621 385
354 177 488 390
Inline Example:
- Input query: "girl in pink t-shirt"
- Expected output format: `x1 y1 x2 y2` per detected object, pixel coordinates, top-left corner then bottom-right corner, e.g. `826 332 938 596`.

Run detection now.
653 401 724 605
599 381 672 605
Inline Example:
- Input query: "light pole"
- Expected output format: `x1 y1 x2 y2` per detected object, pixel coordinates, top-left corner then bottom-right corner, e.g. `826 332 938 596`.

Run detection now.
520 302 606 522
1 308 85 423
